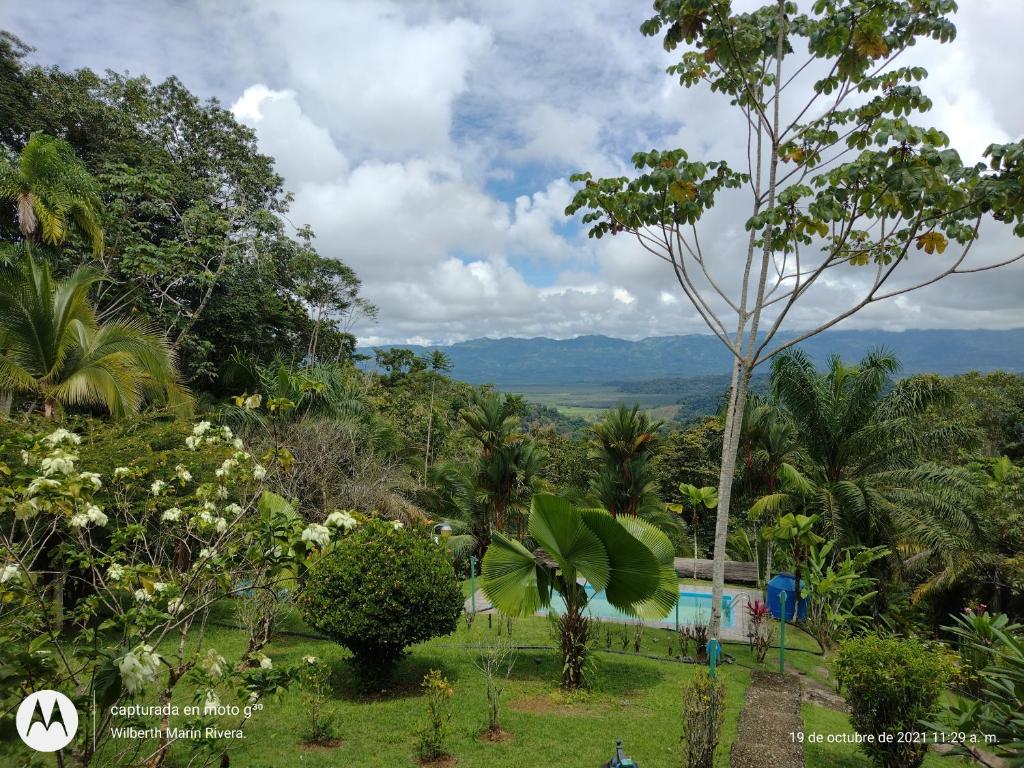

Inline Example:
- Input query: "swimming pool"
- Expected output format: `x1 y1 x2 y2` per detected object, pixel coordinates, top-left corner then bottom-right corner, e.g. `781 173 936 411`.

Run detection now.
546 584 734 628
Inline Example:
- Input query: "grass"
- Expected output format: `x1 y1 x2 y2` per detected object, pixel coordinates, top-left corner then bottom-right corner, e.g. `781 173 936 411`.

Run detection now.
154 610 753 768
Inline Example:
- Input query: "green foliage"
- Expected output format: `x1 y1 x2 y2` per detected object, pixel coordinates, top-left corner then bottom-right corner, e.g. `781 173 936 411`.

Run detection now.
679 666 725 768
0 44 373 384
298 656 338 745
416 669 455 761
0 132 103 253
299 519 463 681
834 635 952 768
589 404 666 520
480 494 677 688
801 542 889 650
0 250 187 417
929 611 1024 766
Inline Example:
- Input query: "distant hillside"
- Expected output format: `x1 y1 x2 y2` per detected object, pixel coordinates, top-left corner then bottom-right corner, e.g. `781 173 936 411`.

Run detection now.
363 329 1024 388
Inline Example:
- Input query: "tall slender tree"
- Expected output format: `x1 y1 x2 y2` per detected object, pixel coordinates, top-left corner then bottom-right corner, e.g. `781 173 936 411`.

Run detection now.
568 1 1024 638
589 404 664 518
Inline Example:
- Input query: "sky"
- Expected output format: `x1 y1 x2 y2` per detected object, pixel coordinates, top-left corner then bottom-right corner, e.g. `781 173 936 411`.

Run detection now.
5 0 1024 345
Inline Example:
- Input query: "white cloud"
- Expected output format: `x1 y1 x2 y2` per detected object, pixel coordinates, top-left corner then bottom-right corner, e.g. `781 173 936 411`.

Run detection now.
8 0 1023 344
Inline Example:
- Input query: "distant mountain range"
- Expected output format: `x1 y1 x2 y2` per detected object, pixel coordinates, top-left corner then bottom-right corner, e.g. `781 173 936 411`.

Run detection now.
363 329 1024 388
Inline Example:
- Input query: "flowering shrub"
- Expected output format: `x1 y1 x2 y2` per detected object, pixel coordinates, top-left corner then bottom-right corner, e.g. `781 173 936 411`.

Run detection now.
745 599 775 664
416 670 454 761
299 518 463 684
0 420 340 767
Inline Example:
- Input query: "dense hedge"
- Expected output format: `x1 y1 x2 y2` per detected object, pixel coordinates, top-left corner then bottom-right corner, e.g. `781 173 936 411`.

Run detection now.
299 518 463 680
833 634 952 768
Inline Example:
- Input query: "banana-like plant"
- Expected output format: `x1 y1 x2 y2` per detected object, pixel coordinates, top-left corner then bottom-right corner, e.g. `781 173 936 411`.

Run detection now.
481 493 677 689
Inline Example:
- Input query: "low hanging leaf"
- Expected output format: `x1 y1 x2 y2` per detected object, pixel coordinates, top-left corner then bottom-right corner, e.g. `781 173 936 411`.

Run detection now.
915 231 948 254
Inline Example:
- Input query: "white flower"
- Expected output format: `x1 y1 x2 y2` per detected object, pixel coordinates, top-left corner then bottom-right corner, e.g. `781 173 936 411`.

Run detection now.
199 547 217 560
214 517 228 533
302 655 318 665
174 464 192 483
167 597 184 615
69 513 89 528
203 689 222 714
134 588 152 603
21 449 31 465
43 428 81 446
153 581 169 593
185 435 200 450
113 466 132 479
151 479 167 496
301 523 330 548
232 438 244 450
204 649 226 678
391 520 404 531
193 421 212 436
325 510 357 530
107 563 126 581
215 459 237 479
161 507 183 522
220 426 233 440
258 655 273 670
85 505 108 527
224 503 242 516
79 471 102 490
41 452 76 476
1 564 19 584
117 644 161 694
243 393 262 410
252 464 267 481
27 477 62 496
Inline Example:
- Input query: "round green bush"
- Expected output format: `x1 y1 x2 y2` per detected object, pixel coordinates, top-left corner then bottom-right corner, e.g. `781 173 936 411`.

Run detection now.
833 634 952 768
299 519 463 679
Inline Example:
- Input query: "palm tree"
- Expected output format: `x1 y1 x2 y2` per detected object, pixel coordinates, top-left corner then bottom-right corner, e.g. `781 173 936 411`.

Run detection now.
481 494 677 689
668 483 718 578
460 391 542 540
423 350 453 478
758 348 978 578
0 251 185 417
589 404 664 518
0 133 103 255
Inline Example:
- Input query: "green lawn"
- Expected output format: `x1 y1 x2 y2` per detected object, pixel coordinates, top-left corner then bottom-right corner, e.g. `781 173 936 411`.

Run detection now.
155 610 753 768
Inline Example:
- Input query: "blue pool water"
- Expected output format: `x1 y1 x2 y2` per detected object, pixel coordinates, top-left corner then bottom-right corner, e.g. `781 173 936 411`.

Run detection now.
546 584 734 628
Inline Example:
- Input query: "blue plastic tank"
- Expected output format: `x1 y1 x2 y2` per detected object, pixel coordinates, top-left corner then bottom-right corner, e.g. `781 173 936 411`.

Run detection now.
766 572 807 620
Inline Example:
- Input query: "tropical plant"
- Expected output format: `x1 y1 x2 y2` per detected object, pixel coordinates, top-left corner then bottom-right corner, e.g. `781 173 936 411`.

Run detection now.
762 512 823 606
459 390 543 542
746 599 774 664
928 611 1024 767
298 656 338 745
589 404 664 518
668 482 717 576
480 494 677 689
0 132 103 254
299 518 463 685
423 350 453 477
834 635 952 768
800 541 889 650
0 251 186 417
763 350 979 584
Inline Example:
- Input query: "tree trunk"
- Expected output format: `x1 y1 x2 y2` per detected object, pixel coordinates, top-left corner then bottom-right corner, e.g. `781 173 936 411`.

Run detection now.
424 378 436 481
708 357 752 640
